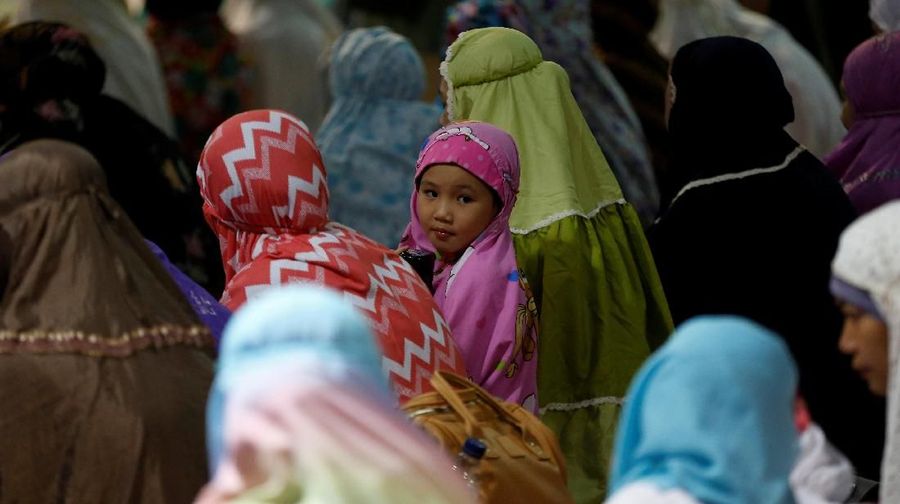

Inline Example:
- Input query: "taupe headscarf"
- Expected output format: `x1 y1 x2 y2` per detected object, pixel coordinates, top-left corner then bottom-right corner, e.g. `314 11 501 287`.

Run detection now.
0 139 212 356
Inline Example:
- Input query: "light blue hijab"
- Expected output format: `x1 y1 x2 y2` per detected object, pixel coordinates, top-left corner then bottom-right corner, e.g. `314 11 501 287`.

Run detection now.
609 316 799 503
206 285 392 470
317 26 441 247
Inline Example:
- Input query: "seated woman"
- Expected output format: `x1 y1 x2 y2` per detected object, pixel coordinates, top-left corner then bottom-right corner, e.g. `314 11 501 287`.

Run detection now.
825 31 900 215
198 110 466 402
198 285 472 503
831 201 900 503
606 317 799 503
317 26 441 247
0 140 215 502
649 36 885 478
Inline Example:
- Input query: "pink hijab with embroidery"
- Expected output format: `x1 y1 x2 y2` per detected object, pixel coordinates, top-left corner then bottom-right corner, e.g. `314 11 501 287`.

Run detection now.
401 121 538 411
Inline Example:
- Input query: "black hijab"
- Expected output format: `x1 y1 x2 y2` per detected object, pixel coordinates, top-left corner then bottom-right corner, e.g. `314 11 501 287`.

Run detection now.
650 36 886 478
666 36 798 196
0 22 105 149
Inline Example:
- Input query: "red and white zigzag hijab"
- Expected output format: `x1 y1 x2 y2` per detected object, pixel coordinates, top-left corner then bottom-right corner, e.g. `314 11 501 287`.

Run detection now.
199 109 466 401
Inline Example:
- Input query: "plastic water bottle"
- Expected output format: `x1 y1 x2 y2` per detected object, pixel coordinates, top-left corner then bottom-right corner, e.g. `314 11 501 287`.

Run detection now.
451 437 487 494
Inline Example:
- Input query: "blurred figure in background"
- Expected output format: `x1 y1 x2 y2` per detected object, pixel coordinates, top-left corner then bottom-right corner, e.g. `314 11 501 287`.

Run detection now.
652 0 845 160
146 0 252 163
221 0 342 133
15 0 174 136
0 22 223 293
871 0 900 32
590 0 672 199
317 27 440 247
825 32 900 215
446 0 660 226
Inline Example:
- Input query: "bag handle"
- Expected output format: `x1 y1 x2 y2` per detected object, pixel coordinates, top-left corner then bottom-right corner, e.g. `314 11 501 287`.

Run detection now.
428 372 482 437
432 372 566 469
430 371 528 436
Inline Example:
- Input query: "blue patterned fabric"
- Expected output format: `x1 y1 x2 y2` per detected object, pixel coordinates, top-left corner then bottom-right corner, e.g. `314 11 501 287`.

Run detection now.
317 27 441 247
609 316 799 504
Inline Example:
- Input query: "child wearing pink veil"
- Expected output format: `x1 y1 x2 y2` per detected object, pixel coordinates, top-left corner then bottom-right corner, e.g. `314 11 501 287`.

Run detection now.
401 121 538 411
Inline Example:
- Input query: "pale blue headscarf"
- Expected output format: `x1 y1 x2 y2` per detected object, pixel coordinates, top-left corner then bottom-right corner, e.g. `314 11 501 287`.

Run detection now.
609 316 799 503
206 285 391 470
317 27 441 247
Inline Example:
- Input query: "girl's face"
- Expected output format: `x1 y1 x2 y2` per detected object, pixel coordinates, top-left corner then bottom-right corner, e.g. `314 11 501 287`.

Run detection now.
838 301 890 395
416 163 498 262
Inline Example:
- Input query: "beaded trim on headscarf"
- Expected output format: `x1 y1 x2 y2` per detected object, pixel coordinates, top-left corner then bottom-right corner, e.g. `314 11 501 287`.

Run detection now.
0 324 213 357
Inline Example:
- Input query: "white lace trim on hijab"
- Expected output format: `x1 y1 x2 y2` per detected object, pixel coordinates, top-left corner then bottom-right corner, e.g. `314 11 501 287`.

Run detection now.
509 199 627 235
539 394 624 414
668 146 804 207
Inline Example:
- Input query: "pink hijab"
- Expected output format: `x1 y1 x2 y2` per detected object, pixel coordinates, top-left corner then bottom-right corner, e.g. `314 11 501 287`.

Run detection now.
825 33 900 215
401 122 538 411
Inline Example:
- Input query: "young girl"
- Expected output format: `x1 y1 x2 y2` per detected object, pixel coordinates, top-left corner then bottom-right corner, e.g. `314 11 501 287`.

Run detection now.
402 121 537 411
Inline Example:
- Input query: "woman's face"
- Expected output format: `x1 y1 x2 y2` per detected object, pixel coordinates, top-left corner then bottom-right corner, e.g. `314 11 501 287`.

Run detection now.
838 301 890 395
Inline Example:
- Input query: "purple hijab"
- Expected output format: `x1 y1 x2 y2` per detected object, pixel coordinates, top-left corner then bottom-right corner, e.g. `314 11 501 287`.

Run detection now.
400 122 538 412
146 240 230 345
825 33 900 215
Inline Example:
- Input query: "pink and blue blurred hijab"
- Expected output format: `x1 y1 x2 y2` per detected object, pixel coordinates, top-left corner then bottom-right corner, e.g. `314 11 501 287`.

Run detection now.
202 285 471 503
401 121 538 411
825 33 900 215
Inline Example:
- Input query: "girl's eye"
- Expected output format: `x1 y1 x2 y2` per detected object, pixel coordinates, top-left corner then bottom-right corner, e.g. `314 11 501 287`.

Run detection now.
422 189 437 198
458 195 473 204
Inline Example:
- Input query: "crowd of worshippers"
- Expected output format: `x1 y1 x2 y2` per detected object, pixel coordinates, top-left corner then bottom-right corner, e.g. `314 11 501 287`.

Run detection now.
1 0 900 503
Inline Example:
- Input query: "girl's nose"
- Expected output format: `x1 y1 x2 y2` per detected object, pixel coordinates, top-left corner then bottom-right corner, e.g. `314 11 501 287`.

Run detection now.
434 200 453 222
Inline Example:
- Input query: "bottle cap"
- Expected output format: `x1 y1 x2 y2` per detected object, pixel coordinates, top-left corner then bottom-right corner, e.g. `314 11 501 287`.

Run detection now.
462 437 487 459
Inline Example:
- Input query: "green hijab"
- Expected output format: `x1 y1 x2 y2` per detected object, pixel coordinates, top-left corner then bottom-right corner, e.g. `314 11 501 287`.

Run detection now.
442 27 623 233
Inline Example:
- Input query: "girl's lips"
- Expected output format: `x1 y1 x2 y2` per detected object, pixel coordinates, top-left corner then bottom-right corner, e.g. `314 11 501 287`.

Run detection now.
432 228 453 241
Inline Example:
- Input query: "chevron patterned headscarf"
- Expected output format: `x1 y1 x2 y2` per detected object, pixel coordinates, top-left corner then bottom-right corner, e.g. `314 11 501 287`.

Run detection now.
198 110 466 402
